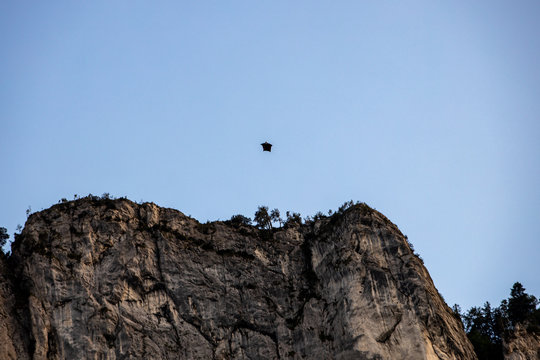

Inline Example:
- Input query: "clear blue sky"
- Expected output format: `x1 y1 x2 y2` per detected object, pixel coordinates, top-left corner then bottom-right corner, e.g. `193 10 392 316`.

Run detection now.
1 1 539 310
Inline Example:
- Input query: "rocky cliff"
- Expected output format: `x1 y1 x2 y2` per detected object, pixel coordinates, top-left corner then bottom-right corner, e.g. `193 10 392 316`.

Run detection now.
0 198 476 359
504 324 540 360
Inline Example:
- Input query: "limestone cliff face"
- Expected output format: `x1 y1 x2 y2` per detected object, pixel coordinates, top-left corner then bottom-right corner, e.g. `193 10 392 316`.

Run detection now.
0 255 31 360
1 198 476 359
504 324 540 360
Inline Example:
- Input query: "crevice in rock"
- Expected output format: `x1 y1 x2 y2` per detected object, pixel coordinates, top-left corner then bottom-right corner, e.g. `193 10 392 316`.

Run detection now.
299 231 319 299
263 296 286 320
46 327 59 359
5 254 35 358
376 313 402 343
181 313 218 348
150 230 184 353
285 231 322 332
285 297 312 330
151 228 218 359
232 319 281 359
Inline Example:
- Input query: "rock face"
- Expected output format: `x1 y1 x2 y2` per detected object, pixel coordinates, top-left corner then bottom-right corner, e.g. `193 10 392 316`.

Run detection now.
504 324 540 360
1 198 476 359
0 255 31 360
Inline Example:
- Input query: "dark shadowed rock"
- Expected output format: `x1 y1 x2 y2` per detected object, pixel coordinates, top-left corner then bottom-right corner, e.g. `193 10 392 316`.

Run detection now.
1 198 477 359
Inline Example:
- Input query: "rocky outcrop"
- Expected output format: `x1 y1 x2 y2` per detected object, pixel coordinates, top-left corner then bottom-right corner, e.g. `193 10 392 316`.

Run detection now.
0 255 31 360
504 324 540 360
1 198 476 359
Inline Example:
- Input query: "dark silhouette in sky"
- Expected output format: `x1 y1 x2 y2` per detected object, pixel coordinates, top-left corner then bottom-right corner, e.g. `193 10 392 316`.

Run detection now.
261 142 272 152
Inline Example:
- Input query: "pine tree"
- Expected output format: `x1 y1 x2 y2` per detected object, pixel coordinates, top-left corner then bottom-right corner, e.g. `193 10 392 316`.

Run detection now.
254 206 272 230
0 227 8 249
507 282 538 326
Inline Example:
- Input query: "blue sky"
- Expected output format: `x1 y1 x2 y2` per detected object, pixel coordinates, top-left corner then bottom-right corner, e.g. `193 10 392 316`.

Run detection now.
1 1 539 310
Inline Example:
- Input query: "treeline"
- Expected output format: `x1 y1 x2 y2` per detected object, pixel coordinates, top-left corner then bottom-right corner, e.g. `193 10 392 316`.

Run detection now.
227 200 364 229
454 282 539 360
2 199 365 255
0 193 131 255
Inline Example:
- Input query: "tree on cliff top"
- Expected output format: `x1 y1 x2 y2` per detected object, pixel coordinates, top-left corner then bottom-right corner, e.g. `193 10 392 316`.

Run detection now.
0 227 9 253
229 214 252 226
506 282 538 327
459 281 539 360
254 206 272 230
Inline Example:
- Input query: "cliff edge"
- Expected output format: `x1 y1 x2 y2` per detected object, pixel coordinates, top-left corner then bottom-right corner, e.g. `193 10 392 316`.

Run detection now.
0 198 476 359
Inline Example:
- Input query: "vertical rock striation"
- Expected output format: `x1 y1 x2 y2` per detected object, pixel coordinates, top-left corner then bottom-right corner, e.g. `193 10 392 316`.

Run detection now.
0 255 31 360
1 198 476 359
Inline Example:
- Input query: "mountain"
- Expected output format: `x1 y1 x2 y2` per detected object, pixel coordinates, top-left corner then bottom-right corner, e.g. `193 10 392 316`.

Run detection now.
0 198 476 359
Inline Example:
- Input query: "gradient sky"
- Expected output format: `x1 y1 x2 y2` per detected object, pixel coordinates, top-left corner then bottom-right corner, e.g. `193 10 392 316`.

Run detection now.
1 1 539 311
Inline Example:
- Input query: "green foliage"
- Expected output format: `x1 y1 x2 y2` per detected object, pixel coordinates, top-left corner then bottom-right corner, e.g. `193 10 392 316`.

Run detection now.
229 214 252 226
403 235 425 263
467 331 503 360
254 206 272 230
452 304 465 325
336 200 354 214
452 304 462 317
284 211 302 227
462 302 504 360
313 211 325 221
270 209 282 227
57 193 123 206
507 282 538 326
459 282 539 360
404 235 414 251
0 227 9 249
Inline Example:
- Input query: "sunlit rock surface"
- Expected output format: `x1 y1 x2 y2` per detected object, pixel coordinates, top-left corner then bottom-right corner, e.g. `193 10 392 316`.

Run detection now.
1 198 476 359
504 324 540 360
